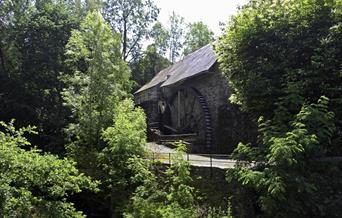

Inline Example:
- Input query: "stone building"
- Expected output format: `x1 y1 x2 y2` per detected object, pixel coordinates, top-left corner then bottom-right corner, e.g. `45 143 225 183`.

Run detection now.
134 44 255 153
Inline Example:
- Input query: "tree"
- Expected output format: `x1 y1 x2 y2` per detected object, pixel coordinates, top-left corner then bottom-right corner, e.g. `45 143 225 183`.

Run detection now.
62 11 148 217
228 97 342 217
217 0 342 216
129 21 172 89
183 21 214 56
62 11 131 153
103 0 159 62
85 0 104 11
150 21 170 56
217 0 342 148
99 98 147 216
217 0 342 124
0 120 98 217
168 11 185 63
0 0 80 152
130 45 171 89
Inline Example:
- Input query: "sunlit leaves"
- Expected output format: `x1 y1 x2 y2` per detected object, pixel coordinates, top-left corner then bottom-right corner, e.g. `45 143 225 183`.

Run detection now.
103 0 159 61
125 143 200 218
183 21 214 56
228 96 339 217
217 0 342 124
0 120 98 217
62 11 131 149
219 2 342 215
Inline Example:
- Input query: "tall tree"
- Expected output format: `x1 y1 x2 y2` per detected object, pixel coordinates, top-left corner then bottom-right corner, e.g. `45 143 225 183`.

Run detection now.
217 0 342 122
0 0 80 152
168 11 185 63
129 21 170 89
150 21 170 56
183 21 214 55
62 11 130 152
217 0 342 216
130 45 170 89
103 0 159 62
62 11 134 216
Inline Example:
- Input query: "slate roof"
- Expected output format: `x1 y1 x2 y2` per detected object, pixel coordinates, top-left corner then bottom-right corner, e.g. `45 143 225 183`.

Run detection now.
135 44 217 94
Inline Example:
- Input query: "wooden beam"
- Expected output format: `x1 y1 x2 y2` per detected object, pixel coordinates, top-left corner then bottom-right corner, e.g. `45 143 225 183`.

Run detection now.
177 90 181 127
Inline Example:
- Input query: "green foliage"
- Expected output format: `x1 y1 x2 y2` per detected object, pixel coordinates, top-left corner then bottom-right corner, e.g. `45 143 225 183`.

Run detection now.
125 142 200 218
62 11 131 150
85 0 104 11
123 157 163 218
206 206 233 218
183 21 214 56
168 11 185 63
150 22 170 56
217 0 342 128
131 45 171 89
218 1 342 216
103 0 159 61
62 12 138 215
164 143 196 208
0 120 98 217
228 97 342 217
98 98 147 215
0 0 80 152
100 98 147 187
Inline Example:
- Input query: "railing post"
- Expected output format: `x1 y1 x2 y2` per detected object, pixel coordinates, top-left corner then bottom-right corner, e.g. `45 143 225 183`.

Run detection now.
210 153 213 177
152 152 155 164
169 153 171 165
187 153 189 161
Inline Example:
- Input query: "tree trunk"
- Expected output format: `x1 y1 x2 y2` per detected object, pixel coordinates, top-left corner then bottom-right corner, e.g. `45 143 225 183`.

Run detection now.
123 20 127 61
0 45 6 75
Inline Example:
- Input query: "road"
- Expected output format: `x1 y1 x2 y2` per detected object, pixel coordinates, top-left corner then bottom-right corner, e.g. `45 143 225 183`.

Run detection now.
145 142 236 169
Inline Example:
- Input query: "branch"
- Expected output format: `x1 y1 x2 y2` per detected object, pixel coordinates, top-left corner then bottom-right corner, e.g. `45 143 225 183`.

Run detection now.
124 35 142 61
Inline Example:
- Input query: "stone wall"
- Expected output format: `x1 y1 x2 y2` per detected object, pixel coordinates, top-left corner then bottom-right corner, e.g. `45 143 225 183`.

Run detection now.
135 86 159 105
160 65 256 153
184 69 231 152
135 86 161 124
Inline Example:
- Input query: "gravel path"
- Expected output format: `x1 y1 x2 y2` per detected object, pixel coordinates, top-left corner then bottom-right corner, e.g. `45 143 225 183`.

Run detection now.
145 142 236 169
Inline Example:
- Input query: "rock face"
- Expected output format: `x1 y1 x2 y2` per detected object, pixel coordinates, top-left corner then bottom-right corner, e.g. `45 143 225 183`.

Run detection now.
134 44 256 154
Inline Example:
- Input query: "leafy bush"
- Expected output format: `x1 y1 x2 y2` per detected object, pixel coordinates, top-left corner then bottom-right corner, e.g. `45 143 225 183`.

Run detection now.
228 97 342 217
99 98 147 215
0 120 98 217
124 143 201 218
100 98 147 187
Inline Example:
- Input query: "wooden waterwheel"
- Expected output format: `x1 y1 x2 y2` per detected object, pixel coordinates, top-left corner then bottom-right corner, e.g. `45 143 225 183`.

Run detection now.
161 87 213 149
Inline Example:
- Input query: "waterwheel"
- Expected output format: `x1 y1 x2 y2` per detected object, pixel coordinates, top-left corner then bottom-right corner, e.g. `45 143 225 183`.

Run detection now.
161 87 213 150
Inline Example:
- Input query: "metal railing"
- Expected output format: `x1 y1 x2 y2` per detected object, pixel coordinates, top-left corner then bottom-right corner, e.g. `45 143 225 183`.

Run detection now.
146 152 236 169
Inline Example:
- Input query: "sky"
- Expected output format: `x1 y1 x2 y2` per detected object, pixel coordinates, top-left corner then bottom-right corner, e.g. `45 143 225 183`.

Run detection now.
154 0 249 36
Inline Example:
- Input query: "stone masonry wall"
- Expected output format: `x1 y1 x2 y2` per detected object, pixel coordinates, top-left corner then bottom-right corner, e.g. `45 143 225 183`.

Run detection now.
136 65 257 154
161 67 257 153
